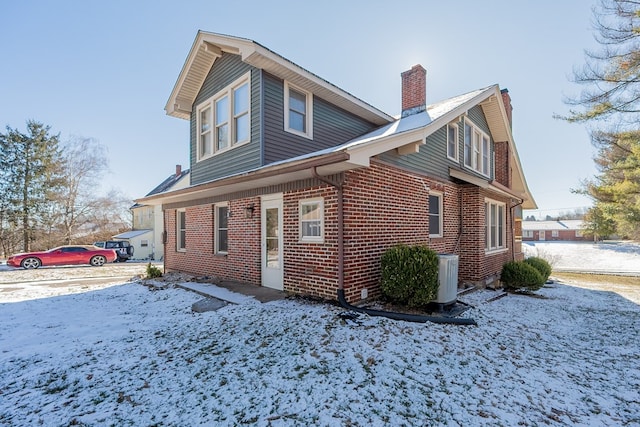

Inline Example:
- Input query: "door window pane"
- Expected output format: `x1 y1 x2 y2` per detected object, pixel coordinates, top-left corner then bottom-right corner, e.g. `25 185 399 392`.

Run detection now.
266 208 279 268
217 205 228 253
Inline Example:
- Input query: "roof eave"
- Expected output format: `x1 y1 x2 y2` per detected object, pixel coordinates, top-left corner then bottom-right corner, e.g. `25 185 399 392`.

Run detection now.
136 151 352 206
165 31 394 125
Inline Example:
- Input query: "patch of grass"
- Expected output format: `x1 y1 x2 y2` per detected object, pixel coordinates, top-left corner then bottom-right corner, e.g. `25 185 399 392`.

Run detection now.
553 272 640 286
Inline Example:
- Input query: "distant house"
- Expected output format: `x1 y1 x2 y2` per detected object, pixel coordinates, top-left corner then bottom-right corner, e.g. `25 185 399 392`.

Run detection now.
130 165 190 259
522 220 585 241
137 31 536 302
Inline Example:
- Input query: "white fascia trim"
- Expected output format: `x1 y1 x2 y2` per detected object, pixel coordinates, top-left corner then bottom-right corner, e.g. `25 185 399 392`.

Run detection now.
247 43 394 124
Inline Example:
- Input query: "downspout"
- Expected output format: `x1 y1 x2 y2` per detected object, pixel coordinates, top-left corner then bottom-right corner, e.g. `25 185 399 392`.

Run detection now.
312 167 476 326
311 168 345 293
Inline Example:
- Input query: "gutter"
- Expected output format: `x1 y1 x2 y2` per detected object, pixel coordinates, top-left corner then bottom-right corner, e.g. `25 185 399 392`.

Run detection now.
312 167 476 326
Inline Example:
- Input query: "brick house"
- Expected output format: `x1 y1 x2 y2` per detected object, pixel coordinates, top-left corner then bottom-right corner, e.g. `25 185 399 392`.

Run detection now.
137 31 536 303
522 220 586 241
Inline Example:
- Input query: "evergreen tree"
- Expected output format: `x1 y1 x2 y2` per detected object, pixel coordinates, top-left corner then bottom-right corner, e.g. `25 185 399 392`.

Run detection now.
563 0 640 238
0 121 65 251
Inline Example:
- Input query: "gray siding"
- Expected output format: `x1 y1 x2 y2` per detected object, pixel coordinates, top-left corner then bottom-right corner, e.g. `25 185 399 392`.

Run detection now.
379 105 495 181
262 72 377 164
190 53 262 186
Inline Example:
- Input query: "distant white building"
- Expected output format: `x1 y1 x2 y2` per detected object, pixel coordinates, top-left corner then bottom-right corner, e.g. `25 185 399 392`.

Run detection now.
127 165 190 260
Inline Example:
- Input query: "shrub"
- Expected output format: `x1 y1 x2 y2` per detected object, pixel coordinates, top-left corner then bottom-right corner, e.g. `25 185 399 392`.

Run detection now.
500 261 544 291
380 244 439 307
524 256 552 283
146 263 163 279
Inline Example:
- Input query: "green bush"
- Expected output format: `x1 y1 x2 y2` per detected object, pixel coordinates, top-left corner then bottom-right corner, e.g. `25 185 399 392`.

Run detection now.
524 257 552 283
146 263 163 279
500 261 544 291
380 244 439 307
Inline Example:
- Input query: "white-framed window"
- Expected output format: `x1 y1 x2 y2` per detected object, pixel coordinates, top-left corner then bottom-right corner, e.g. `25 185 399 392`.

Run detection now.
523 230 534 238
177 209 186 252
215 203 229 254
485 199 506 252
447 123 458 160
428 192 443 238
196 73 250 161
464 118 491 176
552 230 559 237
299 198 323 242
284 81 313 139
575 230 583 238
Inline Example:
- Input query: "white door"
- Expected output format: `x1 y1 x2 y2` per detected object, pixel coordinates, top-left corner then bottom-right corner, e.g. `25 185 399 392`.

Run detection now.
539 231 546 241
261 194 283 290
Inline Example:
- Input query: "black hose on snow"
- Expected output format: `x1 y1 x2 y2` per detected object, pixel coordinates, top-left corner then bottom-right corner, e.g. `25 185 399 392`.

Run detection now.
337 289 477 326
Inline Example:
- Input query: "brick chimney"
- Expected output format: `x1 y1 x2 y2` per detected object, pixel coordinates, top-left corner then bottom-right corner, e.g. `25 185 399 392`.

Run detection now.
175 164 182 177
401 64 427 118
501 88 513 128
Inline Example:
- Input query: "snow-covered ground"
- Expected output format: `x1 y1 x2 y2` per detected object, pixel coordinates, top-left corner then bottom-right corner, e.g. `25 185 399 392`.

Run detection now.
1 244 639 426
523 240 640 275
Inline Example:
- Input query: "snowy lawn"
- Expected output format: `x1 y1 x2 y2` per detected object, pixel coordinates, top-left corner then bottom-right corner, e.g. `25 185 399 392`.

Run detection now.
1 245 639 426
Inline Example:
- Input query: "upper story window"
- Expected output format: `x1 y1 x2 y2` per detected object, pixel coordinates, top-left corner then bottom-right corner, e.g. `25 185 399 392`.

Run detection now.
428 192 443 238
284 81 313 139
447 123 458 160
196 73 250 161
463 118 490 176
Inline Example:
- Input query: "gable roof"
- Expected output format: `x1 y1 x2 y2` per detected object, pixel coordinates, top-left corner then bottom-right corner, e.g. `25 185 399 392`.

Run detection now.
166 31 395 126
140 84 536 209
131 168 190 209
145 168 190 197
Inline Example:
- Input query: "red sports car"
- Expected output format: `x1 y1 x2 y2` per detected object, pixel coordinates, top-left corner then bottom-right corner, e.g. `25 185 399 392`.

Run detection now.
6 245 118 269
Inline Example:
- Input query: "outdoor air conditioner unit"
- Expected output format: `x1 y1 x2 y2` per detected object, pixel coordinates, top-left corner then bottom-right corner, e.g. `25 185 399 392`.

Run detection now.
435 254 459 305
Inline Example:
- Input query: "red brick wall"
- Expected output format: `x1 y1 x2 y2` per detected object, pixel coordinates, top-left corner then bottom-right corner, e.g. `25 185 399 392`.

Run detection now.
283 186 339 300
164 198 261 285
494 141 511 188
337 162 461 301
458 186 513 285
164 162 517 302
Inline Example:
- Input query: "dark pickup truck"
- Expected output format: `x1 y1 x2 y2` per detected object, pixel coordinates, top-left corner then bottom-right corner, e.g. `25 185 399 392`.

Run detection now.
93 241 134 262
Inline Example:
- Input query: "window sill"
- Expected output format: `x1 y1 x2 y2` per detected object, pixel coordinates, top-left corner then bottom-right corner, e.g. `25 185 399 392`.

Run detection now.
463 165 490 178
196 140 250 163
285 127 313 140
485 248 508 255
300 238 324 244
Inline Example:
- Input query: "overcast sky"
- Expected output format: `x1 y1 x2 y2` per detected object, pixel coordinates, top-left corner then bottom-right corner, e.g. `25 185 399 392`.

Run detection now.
1 0 600 218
